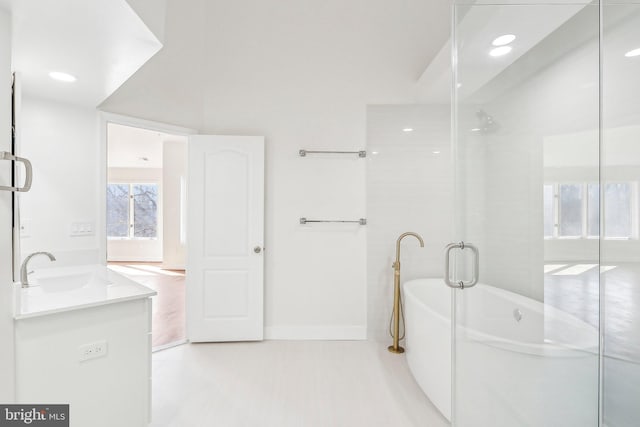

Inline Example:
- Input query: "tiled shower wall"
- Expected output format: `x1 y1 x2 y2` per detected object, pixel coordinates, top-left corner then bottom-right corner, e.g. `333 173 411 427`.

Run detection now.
366 105 452 342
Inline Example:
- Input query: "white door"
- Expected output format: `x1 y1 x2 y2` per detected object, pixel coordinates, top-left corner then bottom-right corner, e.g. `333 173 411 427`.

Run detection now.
186 135 264 342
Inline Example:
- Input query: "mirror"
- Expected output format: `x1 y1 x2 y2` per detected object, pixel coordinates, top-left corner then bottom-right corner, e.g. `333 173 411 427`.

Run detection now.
8 0 162 275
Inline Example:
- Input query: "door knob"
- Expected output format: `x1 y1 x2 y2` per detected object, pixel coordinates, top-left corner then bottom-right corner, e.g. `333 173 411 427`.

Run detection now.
254 246 262 254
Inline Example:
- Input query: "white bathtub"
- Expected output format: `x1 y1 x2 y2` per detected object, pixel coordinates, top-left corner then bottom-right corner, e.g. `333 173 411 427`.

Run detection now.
403 278 599 426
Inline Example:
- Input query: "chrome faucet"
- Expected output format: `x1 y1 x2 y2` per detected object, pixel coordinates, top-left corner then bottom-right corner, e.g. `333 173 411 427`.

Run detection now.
20 252 56 288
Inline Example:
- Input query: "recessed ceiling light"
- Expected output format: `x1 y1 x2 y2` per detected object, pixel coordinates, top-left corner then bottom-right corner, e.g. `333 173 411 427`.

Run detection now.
489 46 512 57
48 71 77 82
403 128 414 132
456 83 462 88
492 34 516 46
471 128 482 132
432 150 441 155
625 48 640 57
372 151 379 155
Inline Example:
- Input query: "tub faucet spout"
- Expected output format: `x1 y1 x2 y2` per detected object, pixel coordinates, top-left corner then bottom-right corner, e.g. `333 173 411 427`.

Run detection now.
394 232 424 269
20 252 56 288
389 232 424 354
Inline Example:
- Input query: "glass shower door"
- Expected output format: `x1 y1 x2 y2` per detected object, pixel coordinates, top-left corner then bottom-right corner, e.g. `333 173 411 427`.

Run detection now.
451 2 601 426
601 1 640 425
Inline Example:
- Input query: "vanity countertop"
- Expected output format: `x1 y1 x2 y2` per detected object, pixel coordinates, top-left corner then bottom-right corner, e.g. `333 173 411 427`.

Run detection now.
14 264 157 320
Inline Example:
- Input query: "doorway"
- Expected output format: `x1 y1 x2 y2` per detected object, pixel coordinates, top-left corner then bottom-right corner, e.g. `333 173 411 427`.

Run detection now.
104 117 191 349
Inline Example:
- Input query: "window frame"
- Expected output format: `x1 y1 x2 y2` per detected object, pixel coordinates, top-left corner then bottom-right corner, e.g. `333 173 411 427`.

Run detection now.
543 183 558 239
602 181 638 240
557 182 585 239
544 181 638 240
107 182 160 241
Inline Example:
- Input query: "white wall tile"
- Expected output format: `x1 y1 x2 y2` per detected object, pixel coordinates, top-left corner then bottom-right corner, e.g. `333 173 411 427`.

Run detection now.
366 105 452 341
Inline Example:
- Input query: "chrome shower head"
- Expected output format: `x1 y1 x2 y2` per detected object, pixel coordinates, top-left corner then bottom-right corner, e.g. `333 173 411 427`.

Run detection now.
472 109 500 134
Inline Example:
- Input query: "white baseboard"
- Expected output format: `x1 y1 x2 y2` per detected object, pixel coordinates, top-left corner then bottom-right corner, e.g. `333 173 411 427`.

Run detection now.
264 325 367 340
160 264 186 271
107 257 163 263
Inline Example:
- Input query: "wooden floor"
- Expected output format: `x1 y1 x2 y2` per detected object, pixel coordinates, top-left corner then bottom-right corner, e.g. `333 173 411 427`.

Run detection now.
108 262 186 348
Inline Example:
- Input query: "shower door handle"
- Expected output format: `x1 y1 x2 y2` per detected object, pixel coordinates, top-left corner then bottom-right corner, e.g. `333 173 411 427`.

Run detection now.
444 241 479 289
0 151 33 193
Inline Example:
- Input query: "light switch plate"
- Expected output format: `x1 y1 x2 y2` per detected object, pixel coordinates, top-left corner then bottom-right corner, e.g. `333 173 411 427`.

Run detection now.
78 340 108 362
70 221 95 237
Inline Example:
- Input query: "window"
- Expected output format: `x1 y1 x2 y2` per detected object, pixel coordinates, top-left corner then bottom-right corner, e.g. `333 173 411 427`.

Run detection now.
587 183 599 237
559 184 583 237
544 182 636 239
604 183 632 238
543 184 555 238
107 183 158 239
180 176 187 245
106 184 130 238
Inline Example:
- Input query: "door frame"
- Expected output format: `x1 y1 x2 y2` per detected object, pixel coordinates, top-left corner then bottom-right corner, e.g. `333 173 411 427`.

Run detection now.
97 112 197 265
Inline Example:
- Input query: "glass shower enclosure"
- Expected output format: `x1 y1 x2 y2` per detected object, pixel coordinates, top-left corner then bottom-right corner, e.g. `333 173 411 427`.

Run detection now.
450 0 640 425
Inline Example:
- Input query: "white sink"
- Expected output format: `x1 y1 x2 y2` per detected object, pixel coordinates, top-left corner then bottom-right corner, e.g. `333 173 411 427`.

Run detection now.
15 264 157 319
35 272 95 292
30 266 112 293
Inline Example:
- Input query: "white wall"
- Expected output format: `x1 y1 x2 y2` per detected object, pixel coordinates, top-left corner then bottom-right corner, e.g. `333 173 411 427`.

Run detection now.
543 130 640 263
18 96 100 267
99 0 452 339
107 167 163 262
458 7 640 295
124 0 168 43
455 9 600 300
162 139 186 269
198 0 450 340
0 6 15 402
99 0 207 131
366 105 452 342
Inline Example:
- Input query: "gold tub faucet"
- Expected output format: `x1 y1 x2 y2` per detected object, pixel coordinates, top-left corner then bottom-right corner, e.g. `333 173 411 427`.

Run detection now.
389 232 424 354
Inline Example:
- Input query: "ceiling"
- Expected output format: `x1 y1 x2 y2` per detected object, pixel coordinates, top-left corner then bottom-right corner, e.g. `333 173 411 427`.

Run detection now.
417 0 591 104
99 0 452 131
107 123 187 169
1 0 164 107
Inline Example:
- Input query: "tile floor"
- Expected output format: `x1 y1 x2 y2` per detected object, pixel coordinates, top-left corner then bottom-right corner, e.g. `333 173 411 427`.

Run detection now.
544 261 640 425
135 261 639 426
150 341 449 427
545 261 640 361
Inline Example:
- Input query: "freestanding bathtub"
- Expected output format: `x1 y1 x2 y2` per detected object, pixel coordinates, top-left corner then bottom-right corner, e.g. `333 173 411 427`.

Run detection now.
403 278 599 426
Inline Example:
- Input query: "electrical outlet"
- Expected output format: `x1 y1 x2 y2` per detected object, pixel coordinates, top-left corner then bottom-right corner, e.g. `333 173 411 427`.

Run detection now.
78 340 108 362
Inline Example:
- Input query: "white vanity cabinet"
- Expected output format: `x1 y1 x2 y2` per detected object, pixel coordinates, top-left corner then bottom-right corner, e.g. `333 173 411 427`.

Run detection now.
14 266 155 427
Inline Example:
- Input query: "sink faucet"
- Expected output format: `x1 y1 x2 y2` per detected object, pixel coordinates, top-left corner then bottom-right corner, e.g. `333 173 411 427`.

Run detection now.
20 252 56 288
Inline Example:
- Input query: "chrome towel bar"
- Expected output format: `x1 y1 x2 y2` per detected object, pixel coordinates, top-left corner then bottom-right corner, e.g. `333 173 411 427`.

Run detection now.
0 151 32 192
300 217 367 225
299 149 366 158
